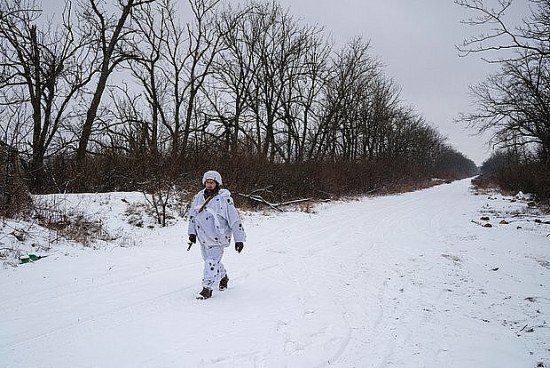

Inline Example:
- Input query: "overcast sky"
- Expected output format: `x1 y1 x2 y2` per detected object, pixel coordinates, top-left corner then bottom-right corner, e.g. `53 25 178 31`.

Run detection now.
273 0 532 165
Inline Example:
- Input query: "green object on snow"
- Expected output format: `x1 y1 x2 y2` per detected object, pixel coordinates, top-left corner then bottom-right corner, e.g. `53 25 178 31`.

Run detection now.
19 254 45 264
19 255 30 264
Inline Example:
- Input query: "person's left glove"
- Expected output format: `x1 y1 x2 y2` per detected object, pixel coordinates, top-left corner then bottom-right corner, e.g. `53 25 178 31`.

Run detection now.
235 242 244 253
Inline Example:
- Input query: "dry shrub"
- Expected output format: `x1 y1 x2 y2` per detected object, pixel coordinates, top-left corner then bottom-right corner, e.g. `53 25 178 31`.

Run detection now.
183 154 436 208
32 197 114 246
480 161 550 202
41 148 466 208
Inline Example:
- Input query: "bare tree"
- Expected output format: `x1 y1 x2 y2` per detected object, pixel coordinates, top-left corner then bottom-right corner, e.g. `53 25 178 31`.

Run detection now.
313 38 383 160
240 1 291 161
205 1 321 162
111 0 167 159
460 55 550 160
456 0 550 60
0 0 93 190
124 0 223 162
277 23 331 163
74 0 155 169
208 3 265 155
456 0 550 162
211 1 321 162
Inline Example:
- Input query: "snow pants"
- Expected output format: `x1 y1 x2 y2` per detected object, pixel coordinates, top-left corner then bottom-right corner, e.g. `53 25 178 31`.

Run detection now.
200 244 227 290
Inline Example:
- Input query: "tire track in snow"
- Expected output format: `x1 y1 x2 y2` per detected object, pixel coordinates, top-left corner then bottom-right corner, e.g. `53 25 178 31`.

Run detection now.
1 267 197 350
0 243 208 354
0 261 200 314
314 183 482 366
232 190 435 367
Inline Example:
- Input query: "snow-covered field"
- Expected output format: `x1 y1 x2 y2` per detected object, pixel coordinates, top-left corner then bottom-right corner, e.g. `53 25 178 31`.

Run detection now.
0 178 549 368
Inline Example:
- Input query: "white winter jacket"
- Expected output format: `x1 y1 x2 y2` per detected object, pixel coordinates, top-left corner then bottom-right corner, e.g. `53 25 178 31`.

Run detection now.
188 188 246 247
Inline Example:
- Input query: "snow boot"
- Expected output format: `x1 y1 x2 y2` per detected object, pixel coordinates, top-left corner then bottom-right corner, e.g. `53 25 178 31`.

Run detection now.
196 287 212 300
219 274 229 291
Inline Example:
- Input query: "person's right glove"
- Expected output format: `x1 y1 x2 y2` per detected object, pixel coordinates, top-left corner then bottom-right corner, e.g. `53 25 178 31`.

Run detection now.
188 234 196 243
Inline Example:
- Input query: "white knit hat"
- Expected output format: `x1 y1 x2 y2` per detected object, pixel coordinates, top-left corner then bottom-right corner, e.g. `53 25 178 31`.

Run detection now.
202 170 223 185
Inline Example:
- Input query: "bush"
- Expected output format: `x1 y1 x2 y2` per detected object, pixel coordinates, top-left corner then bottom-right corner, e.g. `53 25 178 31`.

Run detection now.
479 150 550 203
32 147 474 211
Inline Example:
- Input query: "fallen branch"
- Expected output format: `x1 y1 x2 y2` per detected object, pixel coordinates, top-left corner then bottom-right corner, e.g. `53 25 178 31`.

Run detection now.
238 193 313 212
239 193 283 212
249 185 274 196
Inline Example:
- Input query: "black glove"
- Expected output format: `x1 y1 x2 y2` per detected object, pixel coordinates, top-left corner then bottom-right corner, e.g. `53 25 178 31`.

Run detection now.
188 234 196 243
235 242 244 253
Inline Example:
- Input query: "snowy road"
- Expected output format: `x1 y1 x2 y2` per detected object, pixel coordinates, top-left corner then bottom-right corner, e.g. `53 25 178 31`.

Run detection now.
1 179 548 367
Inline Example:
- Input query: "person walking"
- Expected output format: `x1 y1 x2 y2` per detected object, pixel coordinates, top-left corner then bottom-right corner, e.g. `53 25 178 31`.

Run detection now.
187 170 246 300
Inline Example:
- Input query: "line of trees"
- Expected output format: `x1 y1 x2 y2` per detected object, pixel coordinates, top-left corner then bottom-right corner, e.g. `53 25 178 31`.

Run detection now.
456 0 550 200
1 0 476 203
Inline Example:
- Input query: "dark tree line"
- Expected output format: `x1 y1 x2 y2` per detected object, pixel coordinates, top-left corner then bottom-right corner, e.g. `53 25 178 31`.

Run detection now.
457 0 550 200
0 0 476 203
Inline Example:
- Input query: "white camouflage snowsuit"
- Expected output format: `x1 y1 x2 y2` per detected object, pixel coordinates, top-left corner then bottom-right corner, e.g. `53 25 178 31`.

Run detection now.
188 188 246 289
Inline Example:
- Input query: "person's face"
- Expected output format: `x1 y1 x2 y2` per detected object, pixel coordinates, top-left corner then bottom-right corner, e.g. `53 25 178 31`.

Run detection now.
205 179 217 190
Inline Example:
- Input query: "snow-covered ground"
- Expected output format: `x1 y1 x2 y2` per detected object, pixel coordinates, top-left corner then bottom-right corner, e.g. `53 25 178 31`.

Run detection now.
0 178 549 368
